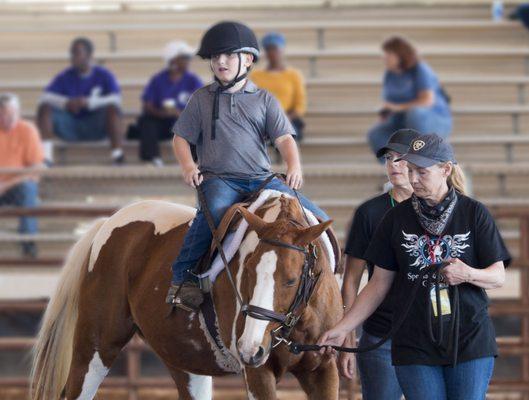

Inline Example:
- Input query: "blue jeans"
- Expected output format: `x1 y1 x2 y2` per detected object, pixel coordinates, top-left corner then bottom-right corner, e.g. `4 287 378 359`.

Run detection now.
368 107 452 161
52 107 109 141
395 357 494 400
356 332 403 400
171 176 329 284
0 180 39 234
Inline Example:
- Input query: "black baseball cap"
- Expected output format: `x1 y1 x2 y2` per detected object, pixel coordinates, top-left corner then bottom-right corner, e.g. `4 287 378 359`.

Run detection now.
376 128 421 159
397 134 457 168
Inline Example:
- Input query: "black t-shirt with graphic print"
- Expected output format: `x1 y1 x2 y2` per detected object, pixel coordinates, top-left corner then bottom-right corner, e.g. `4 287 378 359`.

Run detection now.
364 193 511 366
344 192 396 338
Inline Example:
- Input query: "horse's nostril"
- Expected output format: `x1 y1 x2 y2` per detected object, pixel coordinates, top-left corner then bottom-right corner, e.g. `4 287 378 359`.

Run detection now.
248 346 266 365
255 346 265 359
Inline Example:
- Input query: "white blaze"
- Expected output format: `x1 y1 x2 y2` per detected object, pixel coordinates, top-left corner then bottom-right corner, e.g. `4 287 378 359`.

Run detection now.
238 250 278 360
231 230 259 359
230 199 282 359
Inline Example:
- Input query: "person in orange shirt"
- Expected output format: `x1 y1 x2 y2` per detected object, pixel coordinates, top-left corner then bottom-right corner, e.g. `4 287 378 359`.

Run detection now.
0 93 45 258
251 32 307 141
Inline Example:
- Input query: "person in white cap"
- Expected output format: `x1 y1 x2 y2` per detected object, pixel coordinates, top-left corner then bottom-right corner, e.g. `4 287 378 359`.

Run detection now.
132 40 203 166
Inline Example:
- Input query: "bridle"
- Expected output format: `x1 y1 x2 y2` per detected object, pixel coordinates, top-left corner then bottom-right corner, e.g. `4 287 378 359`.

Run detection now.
195 173 326 355
240 237 322 349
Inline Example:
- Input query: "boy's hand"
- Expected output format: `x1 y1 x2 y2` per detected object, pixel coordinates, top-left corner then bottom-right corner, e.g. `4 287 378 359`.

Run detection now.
286 166 303 190
182 164 203 188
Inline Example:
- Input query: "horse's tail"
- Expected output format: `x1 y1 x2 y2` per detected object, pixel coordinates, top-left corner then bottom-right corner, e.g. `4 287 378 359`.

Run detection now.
29 217 107 400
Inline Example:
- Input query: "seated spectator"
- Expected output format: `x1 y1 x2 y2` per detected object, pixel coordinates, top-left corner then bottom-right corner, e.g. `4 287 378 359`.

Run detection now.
251 32 306 141
510 3 529 30
37 37 125 164
131 41 202 166
367 36 452 160
0 93 45 258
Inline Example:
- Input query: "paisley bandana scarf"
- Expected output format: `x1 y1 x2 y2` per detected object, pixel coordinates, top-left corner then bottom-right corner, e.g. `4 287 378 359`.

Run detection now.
412 187 458 236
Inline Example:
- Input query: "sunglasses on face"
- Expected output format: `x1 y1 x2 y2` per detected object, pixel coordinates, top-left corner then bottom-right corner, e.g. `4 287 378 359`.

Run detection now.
384 153 404 163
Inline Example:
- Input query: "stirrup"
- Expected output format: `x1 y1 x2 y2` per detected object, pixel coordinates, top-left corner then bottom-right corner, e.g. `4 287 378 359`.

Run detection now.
166 287 197 312
166 282 203 312
165 283 181 304
173 298 198 312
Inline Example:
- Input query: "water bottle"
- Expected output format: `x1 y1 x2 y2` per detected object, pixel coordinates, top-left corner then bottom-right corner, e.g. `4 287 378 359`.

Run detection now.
492 0 504 22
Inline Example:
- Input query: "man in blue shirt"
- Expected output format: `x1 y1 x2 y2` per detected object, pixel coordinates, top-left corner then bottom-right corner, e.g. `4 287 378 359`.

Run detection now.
132 41 203 166
37 37 125 164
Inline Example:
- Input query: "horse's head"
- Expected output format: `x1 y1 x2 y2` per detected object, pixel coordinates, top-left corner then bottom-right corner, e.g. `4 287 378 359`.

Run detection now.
234 197 332 368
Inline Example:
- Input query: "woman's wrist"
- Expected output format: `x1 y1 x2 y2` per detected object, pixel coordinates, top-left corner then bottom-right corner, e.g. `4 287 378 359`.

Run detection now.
465 265 475 283
335 320 353 335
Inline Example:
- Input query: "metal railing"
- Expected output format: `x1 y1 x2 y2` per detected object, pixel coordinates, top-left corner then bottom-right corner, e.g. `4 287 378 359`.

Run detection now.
0 204 528 398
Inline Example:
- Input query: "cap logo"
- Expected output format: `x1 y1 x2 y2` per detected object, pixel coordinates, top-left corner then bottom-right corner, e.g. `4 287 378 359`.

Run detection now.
412 140 426 151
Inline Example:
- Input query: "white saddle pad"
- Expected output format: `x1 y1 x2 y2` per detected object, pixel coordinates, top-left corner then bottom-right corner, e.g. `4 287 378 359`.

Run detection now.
199 189 334 283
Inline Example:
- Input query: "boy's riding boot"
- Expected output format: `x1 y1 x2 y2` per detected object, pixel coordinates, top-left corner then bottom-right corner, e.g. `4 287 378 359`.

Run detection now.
166 281 204 312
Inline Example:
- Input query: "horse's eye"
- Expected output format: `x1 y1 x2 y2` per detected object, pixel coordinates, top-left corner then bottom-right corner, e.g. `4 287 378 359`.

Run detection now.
285 279 297 287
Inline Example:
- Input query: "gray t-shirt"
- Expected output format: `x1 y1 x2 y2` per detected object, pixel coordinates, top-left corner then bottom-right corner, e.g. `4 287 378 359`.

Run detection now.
173 80 295 179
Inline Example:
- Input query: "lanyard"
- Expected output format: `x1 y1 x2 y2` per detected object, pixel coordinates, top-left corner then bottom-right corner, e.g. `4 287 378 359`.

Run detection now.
389 189 396 208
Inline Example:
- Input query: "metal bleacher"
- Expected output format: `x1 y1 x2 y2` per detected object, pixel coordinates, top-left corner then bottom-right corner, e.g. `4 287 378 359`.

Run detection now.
1 1 529 399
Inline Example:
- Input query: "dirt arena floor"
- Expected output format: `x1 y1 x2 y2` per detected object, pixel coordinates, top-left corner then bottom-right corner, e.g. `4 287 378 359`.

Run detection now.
2 388 525 399
0 387 346 399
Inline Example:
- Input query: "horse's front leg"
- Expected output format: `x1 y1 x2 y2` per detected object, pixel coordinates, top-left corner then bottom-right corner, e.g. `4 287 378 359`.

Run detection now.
244 366 277 400
293 357 340 400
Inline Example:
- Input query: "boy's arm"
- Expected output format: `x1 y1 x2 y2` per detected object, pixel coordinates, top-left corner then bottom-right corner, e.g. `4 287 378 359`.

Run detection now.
275 135 302 190
173 135 202 187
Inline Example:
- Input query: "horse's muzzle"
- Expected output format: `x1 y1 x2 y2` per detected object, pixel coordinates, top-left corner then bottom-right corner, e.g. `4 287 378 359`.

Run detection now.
238 344 269 367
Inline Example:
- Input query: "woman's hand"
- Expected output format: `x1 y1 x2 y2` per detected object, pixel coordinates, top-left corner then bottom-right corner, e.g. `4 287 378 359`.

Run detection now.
338 333 356 379
182 163 202 188
442 258 473 285
317 327 347 356
339 351 356 379
286 165 303 190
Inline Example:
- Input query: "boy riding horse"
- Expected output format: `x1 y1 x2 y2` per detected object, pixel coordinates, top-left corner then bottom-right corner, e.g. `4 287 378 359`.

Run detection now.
166 21 329 311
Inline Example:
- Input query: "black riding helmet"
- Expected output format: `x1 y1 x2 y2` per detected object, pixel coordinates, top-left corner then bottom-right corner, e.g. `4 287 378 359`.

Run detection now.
198 21 260 140
197 21 260 61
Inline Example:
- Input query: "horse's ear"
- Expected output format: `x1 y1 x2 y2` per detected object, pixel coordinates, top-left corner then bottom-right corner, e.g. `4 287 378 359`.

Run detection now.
237 206 268 235
295 220 333 245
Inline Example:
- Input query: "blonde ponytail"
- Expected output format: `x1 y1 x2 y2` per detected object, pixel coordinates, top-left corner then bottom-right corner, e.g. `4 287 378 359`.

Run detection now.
448 163 467 195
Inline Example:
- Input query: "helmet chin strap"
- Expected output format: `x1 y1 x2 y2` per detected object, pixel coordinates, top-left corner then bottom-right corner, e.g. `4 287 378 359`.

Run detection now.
211 53 247 140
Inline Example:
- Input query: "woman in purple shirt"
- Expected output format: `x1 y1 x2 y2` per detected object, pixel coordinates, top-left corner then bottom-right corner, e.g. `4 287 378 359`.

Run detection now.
136 41 203 166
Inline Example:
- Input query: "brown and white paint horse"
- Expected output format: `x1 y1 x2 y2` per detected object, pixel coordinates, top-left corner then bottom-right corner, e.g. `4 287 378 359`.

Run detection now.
30 193 343 399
